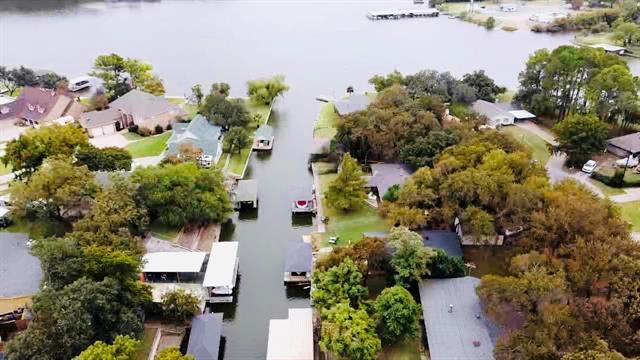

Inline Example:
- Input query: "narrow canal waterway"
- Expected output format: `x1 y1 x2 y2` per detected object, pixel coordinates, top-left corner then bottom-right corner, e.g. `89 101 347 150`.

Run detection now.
0 1 585 358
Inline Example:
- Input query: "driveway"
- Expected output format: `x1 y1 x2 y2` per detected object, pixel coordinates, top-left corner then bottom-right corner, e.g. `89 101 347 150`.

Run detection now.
89 133 129 149
132 155 162 168
545 153 605 197
0 122 28 142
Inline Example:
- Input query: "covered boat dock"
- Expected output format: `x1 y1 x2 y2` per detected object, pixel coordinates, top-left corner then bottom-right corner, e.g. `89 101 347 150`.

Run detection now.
284 240 312 285
142 251 207 283
203 241 240 303
231 179 258 209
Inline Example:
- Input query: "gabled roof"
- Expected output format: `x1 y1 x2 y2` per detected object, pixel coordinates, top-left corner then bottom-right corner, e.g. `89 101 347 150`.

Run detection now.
418 277 501 360
110 89 185 119
0 232 42 298
187 312 224 360
80 107 122 128
366 163 412 196
284 241 312 273
166 115 223 157
608 132 640 155
255 124 274 140
0 87 79 122
142 252 207 273
471 100 513 119
333 94 371 115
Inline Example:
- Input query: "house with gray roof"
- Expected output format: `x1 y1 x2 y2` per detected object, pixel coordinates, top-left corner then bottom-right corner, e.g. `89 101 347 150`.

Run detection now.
607 132 640 157
0 233 43 314
364 163 412 199
418 277 501 360
472 100 515 128
165 115 223 164
186 312 224 360
284 240 312 285
420 230 463 257
79 89 186 137
333 93 371 116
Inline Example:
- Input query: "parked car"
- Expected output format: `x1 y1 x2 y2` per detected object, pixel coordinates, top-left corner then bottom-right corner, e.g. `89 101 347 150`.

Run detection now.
582 160 597 174
615 156 639 168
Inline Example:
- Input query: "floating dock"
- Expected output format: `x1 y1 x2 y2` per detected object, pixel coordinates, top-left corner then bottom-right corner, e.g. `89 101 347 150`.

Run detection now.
367 8 439 20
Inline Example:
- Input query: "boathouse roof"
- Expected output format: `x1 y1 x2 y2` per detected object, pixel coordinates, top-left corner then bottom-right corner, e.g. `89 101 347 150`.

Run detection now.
284 241 312 273
418 277 501 360
255 124 274 140
187 312 224 360
266 308 314 360
333 93 371 115
203 241 239 288
142 252 207 273
232 179 258 203
420 230 463 257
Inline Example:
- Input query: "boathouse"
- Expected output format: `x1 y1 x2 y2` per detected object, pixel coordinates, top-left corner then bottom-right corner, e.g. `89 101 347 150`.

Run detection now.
253 124 274 150
203 242 239 303
284 240 312 285
141 251 207 283
418 277 501 360
186 312 224 360
231 179 258 209
266 308 314 360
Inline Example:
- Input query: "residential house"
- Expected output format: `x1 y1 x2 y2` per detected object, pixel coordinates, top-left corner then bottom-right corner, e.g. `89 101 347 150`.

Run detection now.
0 233 43 314
364 163 412 199
0 87 84 127
283 240 312 285
165 115 224 165
80 89 186 137
253 124 274 150
186 313 224 360
420 230 463 257
472 100 515 128
607 132 640 158
333 93 371 116
418 277 502 360
266 308 313 360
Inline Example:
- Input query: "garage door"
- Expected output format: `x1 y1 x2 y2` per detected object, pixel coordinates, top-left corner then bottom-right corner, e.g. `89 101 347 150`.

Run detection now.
89 127 104 137
102 124 116 135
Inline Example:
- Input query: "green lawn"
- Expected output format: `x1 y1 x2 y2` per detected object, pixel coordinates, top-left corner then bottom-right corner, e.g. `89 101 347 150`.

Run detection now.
591 167 640 196
3 217 69 240
619 201 640 231
135 327 157 360
0 161 11 176
227 147 252 176
246 101 271 126
502 126 551 164
591 179 626 196
148 220 181 241
313 102 339 140
122 131 145 141
165 96 185 105
379 339 423 360
575 33 640 54
183 103 199 120
317 170 388 246
125 131 172 158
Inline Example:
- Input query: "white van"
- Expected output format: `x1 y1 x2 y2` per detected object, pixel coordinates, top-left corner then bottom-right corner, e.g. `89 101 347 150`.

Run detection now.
69 76 92 92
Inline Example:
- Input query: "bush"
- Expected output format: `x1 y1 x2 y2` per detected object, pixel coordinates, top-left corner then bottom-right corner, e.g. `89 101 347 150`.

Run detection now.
590 22 610 33
166 123 172 131
154 125 164 134
137 127 152 137
592 168 640 188
428 249 467 278
485 17 496 30
449 103 472 120
128 124 139 134
160 289 200 323
383 184 400 202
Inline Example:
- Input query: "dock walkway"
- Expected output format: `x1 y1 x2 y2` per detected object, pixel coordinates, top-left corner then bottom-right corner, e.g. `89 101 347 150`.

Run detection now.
367 8 439 20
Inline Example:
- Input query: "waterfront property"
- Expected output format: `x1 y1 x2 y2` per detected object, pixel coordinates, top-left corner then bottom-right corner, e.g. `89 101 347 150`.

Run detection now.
80 89 186 136
367 8 440 20
607 132 640 158
472 100 515 128
590 43 627 55
253 124 274 150
187 312 224 360
292 189 317 214
230 179 259 209
0 233 43 314
365 163 412 200
266 308 313 360
165 115 224 165
141 251 207 283
418 277 501 360
333 93 371 116
0 87 84 127
284 240 312 285
420 230 463 257
203 241 240 303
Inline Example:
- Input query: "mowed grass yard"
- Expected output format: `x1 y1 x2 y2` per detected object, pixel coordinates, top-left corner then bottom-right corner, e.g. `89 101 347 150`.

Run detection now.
502 126 551 164
317 166 388 247
619 201 640 231
125 131 172 158
223 100 271 177
135 326 157 360
313 102 339 140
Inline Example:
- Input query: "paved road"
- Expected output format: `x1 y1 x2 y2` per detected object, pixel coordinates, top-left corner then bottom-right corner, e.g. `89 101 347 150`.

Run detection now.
545 153 605 197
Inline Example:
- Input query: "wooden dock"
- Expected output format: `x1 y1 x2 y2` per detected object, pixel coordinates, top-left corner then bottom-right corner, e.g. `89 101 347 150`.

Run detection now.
367 8 439 20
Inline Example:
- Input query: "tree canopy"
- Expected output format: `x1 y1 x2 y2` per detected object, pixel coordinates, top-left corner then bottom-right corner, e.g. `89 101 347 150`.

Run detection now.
319 303 381 360
161 288 200 323
553 113 609 167
388 227 434 286
312 257 368 310
0 65 67 95
155 348 195 360
199 94 250 130
74 335 139 360
75 145 132 172
91 53 163 100
324 154 367 212
246 75 289 105
223 126 251 154
462 70 506 102
373 286 421 344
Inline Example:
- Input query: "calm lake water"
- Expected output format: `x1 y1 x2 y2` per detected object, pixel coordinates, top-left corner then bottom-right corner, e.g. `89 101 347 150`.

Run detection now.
0 1 591 358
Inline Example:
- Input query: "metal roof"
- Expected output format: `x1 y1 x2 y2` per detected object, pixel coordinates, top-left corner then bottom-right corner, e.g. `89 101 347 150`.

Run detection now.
187 312 224 360
472 100 514 120
266 308 313 360
232 180 258 203
418 277 501 360
509 110 536 119
0 232 43 298
284 241 312 273
142 252 207 273
333 94 371 115
420 230 463 257
366 163 412 196
203 242 239 288
255 124 274 140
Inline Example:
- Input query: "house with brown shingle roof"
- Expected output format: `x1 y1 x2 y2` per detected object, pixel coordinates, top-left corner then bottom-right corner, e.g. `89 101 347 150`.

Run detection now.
0 87 84 126
79 89 186 137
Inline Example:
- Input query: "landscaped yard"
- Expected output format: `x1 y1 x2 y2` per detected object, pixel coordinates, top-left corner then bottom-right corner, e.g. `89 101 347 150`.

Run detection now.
379 338 423 360
3 217 69 240
313 102 339 140
227 147 252 176
125 131 172 158
619 201 640 231
149 220 182 241
122 131 145 141
591 167 640 196
502 126 551 164
135 326 158 360
317 169 388 247
165 96 185 105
